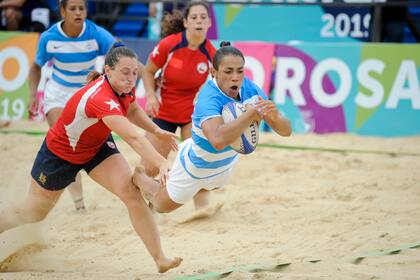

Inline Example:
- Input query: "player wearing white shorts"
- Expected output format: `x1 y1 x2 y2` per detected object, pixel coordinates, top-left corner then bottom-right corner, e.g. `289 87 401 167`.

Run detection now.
133 41 292 213
28 0 116 211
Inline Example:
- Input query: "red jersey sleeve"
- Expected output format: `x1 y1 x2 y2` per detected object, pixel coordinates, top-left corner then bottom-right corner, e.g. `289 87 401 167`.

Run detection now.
149 34 175 68
86 92 125 120
206 40 217 62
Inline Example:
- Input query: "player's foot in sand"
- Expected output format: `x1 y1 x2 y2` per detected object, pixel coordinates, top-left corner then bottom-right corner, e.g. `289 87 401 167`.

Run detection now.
156 256 183 273
74 205 87 214
133 166 156 202
177 201 224 224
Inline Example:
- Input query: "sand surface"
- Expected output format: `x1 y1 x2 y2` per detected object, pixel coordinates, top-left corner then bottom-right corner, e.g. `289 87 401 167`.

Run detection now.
1 120 420 279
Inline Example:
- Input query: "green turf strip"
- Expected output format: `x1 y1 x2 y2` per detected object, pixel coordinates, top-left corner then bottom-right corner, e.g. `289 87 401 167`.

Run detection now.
174 242 420 280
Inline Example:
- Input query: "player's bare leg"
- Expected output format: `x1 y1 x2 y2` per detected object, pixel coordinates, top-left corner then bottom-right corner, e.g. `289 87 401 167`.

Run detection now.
67 173 86 212
133 166 182 213
90 155 182 273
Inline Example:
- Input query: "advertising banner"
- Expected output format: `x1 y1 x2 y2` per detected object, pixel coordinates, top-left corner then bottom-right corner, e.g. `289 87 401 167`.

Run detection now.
2 32 419 137
234 41 275 95
0 32 38 122
210 4 372 43
273 43 420 136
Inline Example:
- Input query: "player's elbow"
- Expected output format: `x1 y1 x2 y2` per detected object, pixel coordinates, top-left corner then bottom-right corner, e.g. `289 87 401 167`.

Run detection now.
277 120 292 137
209 138 227 151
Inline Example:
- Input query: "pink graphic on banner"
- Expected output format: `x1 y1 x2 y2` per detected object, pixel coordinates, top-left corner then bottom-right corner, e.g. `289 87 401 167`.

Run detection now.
234 42 275 95
275 45 346 133
135 81 147 109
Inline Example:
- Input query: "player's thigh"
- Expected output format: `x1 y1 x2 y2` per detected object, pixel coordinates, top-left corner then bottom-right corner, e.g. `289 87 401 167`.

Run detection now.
87 153 133 198
180 122 192 140
45 107 63 127
27 178 64 214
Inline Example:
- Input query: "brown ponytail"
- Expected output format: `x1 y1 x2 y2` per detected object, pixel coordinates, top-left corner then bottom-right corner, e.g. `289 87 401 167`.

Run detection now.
86 71 101 83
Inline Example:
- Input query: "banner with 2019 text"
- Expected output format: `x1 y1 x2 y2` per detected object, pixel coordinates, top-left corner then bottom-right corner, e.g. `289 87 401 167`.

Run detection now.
0 32 38 121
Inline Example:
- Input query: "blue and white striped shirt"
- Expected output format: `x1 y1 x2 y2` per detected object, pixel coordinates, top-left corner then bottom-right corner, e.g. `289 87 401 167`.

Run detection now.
180 77 267 179
35 19 115 89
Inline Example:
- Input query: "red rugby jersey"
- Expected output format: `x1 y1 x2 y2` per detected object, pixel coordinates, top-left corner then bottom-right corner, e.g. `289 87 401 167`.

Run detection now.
46 76 136 164
149 31 216 123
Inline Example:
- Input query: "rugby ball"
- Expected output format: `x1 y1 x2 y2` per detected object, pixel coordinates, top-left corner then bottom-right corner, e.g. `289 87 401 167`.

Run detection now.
221 101 259 154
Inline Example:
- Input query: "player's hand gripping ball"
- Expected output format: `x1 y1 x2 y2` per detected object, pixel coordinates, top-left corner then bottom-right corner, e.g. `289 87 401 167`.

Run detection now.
222 101 259 154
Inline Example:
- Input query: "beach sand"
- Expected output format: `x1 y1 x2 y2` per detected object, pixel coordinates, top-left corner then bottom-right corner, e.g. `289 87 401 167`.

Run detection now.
1 120 420 279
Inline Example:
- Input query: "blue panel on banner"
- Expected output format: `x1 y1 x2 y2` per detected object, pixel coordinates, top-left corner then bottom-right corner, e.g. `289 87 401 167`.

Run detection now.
121 37 158 64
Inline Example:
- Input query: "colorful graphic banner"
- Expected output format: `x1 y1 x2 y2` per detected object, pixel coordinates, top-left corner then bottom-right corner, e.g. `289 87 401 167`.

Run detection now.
234 41 275 95
210 4 371 43
0 32 38 121
2 32 420 137
273 43 420 136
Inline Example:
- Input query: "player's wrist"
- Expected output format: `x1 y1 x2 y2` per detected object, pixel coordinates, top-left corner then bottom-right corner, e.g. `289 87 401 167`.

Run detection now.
146 92 157 99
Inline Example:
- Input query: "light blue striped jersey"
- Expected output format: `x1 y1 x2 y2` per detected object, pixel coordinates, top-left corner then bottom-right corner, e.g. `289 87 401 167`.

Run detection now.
180 77 267 179
35 19 115 89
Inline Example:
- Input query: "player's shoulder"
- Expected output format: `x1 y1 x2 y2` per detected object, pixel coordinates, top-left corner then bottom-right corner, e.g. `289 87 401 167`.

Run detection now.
39 22 62 40
200 79 218 95
241 77 267 101
241 77 259 93
83 20 110 36
197 80 222 105
160 32 183 47
204 39 216 52
85 19 104 32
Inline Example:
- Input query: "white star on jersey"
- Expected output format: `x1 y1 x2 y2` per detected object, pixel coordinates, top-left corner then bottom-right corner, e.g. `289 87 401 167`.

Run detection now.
105 99 120 111
152 46 159 57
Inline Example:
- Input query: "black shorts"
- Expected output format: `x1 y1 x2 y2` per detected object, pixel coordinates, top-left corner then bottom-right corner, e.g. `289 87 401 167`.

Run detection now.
31 135 120 191
153 118 190 133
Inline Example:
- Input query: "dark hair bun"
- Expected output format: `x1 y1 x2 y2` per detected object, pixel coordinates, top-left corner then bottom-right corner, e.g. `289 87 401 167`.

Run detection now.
219 41 231 48
113 41 125 48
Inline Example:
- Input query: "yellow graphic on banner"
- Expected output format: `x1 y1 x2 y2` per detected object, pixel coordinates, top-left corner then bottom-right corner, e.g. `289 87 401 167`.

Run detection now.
0 32 39 120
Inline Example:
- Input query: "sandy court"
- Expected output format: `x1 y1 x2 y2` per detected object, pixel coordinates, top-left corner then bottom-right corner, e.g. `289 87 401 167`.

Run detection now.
1 120 420 279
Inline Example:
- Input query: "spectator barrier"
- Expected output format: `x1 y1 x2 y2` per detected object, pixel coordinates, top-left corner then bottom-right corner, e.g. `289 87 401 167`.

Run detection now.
0 32 419 137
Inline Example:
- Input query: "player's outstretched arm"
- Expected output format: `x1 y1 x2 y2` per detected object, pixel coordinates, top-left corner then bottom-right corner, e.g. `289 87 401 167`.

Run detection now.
102 115 171 186
126 102 178 151
255 99 291 137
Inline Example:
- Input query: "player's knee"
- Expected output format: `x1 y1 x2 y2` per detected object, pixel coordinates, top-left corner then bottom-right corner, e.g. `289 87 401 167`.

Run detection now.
153 204 168 213
27 208 49 223
116 182 141 205
144 164 159 177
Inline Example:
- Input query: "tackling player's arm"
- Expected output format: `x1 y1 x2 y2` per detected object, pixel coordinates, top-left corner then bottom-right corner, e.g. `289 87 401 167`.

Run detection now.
102 115 171 185
202 107 260 151
143 60 161 117
28 63 42 114
126 102 178 151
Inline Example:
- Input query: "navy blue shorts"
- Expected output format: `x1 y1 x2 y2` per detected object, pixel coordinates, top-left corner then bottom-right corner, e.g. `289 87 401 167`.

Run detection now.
31 135 120 191
153 118 190 133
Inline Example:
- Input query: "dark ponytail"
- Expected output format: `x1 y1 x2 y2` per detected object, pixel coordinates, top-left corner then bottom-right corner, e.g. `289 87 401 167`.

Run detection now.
219 41 231 48
86 71 101 83
212 41 244 70
160 9 184 38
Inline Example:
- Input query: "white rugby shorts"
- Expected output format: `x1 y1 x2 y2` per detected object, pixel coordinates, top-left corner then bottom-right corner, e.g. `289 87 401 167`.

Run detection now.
166 138 234 204
43 80 77 114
